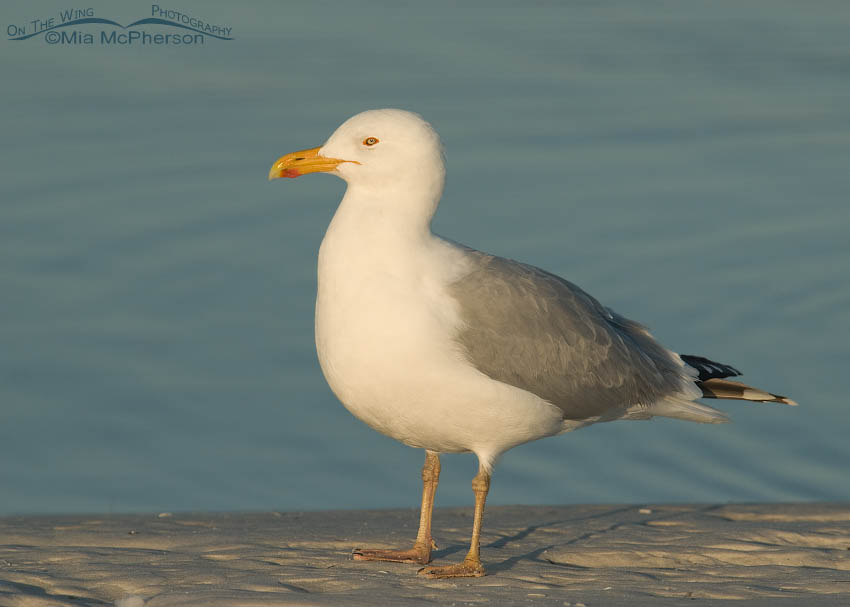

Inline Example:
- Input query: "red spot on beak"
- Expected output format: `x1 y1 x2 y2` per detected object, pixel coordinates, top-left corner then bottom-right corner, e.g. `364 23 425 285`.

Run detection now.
281 168 301 178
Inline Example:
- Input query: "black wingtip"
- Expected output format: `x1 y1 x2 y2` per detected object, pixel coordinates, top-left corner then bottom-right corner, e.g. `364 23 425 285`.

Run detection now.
680 354 742 381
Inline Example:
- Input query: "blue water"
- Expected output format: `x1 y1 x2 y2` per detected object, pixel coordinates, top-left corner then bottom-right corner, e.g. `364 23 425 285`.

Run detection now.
2 1 848 515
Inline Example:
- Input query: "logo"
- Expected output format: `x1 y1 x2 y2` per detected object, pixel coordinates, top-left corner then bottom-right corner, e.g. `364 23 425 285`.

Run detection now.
7 5 233 46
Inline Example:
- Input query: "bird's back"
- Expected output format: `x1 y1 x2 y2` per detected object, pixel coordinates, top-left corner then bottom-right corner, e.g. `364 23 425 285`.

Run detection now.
447 249 727 423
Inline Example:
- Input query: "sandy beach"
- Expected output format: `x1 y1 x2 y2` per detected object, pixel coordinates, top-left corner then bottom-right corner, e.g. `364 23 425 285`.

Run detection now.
1 503 848 606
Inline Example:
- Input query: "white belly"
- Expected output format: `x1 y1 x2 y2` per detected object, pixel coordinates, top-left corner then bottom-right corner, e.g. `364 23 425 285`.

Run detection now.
314 225 564 464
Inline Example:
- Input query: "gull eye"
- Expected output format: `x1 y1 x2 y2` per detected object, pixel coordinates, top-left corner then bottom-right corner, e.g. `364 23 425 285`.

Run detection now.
363 137 379 146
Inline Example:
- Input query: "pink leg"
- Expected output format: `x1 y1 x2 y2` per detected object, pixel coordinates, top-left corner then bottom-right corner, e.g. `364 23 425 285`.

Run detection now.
353 451 440 565
418 464 489 578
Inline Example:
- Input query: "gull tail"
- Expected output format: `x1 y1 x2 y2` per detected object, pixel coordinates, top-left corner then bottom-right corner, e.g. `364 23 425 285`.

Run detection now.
698 378 797 406
680 354 797 406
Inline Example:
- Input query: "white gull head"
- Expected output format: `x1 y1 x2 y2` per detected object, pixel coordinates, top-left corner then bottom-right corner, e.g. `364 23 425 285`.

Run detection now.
270 109 446 223
322 109 444 186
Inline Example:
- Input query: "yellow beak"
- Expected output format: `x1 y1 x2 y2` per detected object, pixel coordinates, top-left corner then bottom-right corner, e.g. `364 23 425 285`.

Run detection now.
268 146 354 180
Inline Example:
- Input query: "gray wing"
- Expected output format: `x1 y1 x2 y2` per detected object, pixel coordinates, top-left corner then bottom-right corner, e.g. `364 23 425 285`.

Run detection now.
449 249 696 420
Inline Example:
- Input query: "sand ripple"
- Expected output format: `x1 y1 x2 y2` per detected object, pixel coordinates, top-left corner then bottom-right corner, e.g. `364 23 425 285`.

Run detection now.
1 505 848 605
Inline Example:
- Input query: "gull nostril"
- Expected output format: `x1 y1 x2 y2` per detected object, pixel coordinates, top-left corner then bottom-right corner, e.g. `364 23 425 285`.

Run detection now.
294 157 305 161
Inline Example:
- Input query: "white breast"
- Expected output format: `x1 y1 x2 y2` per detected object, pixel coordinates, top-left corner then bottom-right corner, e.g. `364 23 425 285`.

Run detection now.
313 200 565 467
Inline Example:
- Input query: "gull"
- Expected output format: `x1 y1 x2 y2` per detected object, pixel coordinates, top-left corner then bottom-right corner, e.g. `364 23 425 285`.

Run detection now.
268 109 795 578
